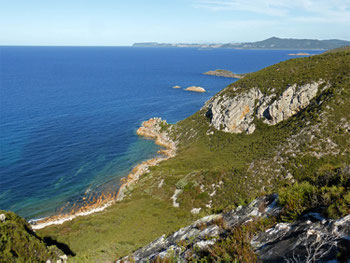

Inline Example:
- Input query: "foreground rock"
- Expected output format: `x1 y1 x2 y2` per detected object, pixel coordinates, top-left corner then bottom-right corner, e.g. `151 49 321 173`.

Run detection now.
185 86 206 92
117 195 350 262
117 195 281 262
204 69 246 79
205 80 328 134
252 214 350 262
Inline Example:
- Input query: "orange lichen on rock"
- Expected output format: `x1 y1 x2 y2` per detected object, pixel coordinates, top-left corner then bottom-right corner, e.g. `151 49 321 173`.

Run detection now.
240 105 250 120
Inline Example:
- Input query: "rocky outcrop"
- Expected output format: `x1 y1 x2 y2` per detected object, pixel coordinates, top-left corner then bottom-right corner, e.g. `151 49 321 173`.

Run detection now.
252 214 350 262
185 86 206 92
206 80 327 134
117 195 350 263
172 85 181 89
117 195 281 262
258 81 322 125
206 88 262 134
204 69 246 79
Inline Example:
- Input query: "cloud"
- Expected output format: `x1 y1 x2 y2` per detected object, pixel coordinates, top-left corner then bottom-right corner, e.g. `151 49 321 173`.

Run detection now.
193 0 350 22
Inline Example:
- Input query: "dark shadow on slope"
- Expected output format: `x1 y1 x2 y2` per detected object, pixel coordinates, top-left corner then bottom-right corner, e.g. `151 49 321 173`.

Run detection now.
43 236 76 256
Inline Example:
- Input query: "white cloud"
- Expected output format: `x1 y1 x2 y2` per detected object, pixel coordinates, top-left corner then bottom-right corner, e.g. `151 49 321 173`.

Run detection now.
193 0 350 22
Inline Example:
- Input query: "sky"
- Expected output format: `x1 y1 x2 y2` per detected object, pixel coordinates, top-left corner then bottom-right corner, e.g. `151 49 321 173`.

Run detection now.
0 0 349 46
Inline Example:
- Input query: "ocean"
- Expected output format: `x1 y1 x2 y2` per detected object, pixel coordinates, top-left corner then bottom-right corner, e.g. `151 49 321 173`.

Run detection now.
0 46 322 220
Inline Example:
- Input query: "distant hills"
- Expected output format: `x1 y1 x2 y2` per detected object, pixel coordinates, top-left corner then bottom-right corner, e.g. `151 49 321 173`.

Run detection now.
133 37 350 50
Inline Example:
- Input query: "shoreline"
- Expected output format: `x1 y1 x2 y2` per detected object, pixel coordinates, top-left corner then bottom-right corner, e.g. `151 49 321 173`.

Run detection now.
30 118 176 230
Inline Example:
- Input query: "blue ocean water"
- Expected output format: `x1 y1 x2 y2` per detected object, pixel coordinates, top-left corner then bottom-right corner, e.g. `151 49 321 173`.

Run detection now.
0 47 322 219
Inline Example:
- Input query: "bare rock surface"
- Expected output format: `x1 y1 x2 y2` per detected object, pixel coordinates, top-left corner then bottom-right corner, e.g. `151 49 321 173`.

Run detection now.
117 195 349 262
205 80 327 134
117 195 280 262
252 214 350 263
185 86 206 92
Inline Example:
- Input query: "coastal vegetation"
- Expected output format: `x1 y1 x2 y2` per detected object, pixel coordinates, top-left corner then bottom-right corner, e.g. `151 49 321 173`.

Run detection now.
2 48 350 261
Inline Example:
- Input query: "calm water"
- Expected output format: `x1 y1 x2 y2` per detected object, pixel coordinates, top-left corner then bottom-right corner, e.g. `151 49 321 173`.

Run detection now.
0 47 322 219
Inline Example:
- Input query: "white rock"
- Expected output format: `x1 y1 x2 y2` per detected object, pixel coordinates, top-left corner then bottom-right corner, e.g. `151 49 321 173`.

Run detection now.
0 214 6 222
191 208 201 214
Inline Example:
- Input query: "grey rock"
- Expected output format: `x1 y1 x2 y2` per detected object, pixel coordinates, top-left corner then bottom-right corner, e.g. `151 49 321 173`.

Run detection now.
117 195 280 262
206 80 327 134
260 81 323 125
206 88 263 134
252 213 350 263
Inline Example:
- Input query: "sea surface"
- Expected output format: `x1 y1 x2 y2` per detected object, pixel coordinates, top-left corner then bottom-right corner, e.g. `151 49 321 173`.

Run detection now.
0 47 322 220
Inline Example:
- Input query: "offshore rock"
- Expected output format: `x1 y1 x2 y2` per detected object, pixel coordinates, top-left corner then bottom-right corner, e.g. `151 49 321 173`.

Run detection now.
204 69 246 79
206 80 327 134
185 86 206 92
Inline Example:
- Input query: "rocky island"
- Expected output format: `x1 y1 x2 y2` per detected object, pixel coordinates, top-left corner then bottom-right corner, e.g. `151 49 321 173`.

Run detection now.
2 47 350 262
185 86 206 92
288 52 312 56
204 69 246 79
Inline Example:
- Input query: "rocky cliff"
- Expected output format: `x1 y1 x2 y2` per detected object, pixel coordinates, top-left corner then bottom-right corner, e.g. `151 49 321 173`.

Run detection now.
205 80 328 134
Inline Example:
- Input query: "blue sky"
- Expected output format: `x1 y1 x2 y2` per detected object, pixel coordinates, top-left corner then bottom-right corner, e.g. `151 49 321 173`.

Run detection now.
1 0 349 46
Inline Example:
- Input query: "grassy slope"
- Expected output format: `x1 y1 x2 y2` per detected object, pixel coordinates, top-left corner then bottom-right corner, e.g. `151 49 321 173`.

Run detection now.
37 193 194 262
37 50 350 261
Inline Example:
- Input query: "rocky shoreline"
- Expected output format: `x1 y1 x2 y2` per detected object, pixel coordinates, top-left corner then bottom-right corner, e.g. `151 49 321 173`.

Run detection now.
30 118 176 230
116 118 176 201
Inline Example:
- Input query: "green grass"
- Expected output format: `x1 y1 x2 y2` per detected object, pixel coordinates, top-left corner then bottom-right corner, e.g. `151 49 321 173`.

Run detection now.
37 193 195 262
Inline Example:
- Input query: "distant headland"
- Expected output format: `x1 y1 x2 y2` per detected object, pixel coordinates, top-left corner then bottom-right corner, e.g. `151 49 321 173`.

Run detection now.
133 37 350 50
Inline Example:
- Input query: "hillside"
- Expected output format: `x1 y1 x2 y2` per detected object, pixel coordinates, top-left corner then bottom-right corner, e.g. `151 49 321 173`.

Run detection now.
0 210 68 262
133 37 350 50
1 49 349 262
